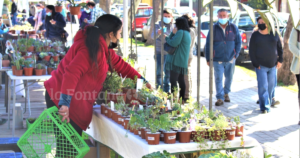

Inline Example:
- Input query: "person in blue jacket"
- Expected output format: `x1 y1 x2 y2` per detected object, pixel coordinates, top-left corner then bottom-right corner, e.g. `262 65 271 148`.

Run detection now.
205 9 241 106
44 5 66 42
0 17 9 54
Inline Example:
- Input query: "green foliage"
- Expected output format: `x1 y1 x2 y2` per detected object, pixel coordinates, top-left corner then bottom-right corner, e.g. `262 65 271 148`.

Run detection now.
56 0 63 6
37 63 42 69
214 116 228 130
27 38 35 47
24 60 32 68
233 116 240 125
19 58 25 66
142 150 175 158
103 71 122 93
3 54 9 60
246 0 267 10
123 76 137 89
147 118 160 134
264 152 272 158
15 60 21 70
159 114 173 132
39 52 48 59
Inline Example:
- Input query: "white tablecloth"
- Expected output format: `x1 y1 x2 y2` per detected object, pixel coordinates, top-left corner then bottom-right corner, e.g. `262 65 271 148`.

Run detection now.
85 105 263 158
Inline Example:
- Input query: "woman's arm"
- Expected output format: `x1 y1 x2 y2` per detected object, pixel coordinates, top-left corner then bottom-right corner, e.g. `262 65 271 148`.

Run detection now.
165 30 183 47
249 33 259 68
53 14 66 28
289 28 300 58
277 33 283 63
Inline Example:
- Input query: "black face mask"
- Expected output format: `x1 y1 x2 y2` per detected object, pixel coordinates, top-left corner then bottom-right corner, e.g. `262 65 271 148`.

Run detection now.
258 24 267 30
108 42 118 49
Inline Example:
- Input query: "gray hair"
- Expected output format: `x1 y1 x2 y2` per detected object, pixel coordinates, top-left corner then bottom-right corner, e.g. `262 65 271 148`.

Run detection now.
217 9 228 13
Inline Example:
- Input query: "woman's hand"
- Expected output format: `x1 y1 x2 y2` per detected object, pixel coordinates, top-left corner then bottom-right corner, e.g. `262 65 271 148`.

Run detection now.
50 19 56 25
146 82 152 90
58 105 70 123
172 27 177 34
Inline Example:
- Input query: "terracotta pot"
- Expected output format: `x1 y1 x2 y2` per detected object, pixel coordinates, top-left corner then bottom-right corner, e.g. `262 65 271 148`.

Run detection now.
159 130 165 141
2 60 10 67
47 67 54 75
122 89 137 105
146 132 160 145
55 6 63 12
35 69 44 76
117 115 124 125
133 128 139 135
226 128 236 140
27 46 34 52
123 119 130 129
164 131 177 144
141 127 147 139
43 69 46 75
53 56 59 62
44 46 51 51
24 67 33 76
103 107 109 116
172 129 180 141
178 131 192 143
209 130 221 141
193 131 206 142
101 105 106 115
9 30 15 34
111 111 117 122
138 129 142 137
43 56 51 62
12 65 16 75
14 69 23 76
24 56 32 60
70 6 81 15
27 30 36 35
129 126 134 133
235 125 244 137
107 108 112 118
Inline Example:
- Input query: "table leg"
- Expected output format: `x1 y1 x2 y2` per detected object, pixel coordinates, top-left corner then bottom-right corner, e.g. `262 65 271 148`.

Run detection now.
96 141 100 158
12 80 16 137
27 80 31 117
0 71 2 90
7 77 11 129
5 73 9 113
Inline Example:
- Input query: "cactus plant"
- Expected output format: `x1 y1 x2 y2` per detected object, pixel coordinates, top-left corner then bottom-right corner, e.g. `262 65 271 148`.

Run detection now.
37 63 42 69
16 60 21 70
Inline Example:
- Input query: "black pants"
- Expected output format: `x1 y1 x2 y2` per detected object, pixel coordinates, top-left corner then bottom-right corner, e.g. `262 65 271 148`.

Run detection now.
296 74 300 98
170 70 186 101
45 90 82 157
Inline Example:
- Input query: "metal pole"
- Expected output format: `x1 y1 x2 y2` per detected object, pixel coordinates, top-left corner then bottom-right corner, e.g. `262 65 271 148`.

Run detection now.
130 0 133 56
196 0 202 103
153 0 157 87
160 0 164 90
209 2 214 111
123 0 128 57
133 0 137 63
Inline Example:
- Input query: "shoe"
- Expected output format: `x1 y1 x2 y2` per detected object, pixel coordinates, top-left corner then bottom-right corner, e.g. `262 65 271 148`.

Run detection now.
256 100 259 104
261 110 268 114
298 121 300 125
271 99 280 108
215 99 224 106
224 94 230 102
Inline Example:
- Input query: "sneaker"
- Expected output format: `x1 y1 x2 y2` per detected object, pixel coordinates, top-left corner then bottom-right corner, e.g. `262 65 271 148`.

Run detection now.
271 99 280 108
215 99 224 106
256 100 259 104
261 110 268 114
224 94 230 102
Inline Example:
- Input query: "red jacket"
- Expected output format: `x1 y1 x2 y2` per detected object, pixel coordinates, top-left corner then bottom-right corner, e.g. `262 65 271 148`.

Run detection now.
44 29 141 130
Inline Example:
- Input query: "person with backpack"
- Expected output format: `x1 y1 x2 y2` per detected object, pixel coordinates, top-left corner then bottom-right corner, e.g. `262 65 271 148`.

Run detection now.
289 24 300 124
205 9 242 106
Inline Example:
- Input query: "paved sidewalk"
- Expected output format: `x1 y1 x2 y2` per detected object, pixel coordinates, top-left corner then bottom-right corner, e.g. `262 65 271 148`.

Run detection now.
136 47 299 158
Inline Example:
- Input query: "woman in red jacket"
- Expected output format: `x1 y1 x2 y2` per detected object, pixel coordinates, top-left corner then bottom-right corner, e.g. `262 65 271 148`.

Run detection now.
44 14 150 157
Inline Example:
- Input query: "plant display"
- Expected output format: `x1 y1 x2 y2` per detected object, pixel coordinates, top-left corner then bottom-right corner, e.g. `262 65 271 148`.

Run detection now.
27 38 35 47
56 0 63 6
123 76 137 89
142 150 175 158
147 118 160 134
36 63 43 69
103 71 122 93
24 60 32 68
39 52 48 59
15 60 21 70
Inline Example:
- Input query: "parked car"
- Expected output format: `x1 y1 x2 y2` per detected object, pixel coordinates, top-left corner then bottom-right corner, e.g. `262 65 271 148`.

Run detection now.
171 7 198 21
193 17 213 56
130 6 153 37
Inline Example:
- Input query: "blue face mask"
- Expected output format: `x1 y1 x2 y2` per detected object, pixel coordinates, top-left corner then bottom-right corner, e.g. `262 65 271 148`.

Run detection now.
85 9 90 13
163 17 172 24
218 18 228 25
46 12 52 16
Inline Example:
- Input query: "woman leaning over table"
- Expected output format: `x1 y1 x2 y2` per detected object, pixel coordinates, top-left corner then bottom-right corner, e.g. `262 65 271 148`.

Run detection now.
288 24 300 125
44 14 151 157
164 17 191 103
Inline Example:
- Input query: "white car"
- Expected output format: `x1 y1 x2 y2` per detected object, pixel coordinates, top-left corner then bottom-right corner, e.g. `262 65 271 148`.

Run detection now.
194 17 210 55
171 7 198 21
201 6 231 22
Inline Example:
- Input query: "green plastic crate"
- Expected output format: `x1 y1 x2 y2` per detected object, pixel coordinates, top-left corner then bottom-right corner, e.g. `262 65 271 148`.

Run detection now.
17 106 90 158
82 132 89 140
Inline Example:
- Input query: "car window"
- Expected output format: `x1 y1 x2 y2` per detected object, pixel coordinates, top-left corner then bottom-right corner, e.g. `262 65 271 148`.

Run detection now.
147 17 151 25
237 13 259 31
136 8 153 17
201 22 210 30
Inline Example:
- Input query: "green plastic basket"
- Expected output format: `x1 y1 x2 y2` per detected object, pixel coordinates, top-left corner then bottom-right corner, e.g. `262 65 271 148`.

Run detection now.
17 106 90 158
82 132 89 140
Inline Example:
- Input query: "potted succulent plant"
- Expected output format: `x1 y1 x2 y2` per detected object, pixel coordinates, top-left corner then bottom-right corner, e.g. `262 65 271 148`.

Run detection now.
47 58 58 75
24 53 32 60
208 116 228 141
67 0 80 15
17 38 27 55
24 60 33 76
26 38 35 52
35 63 44 76
234 116 243 137
55 0 63 12
39 52 50 62
103 72 126 103
122 76 138 104
160 114 177 144
14 60 23 76
142 150 175 158
146 118 161 145
34 40 42 52
193 125 207 142
2 54 10 67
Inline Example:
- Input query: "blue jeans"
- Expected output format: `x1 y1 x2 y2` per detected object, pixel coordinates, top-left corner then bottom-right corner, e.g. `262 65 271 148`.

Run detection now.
156 54 170 92
256 66 277 112
12 12 17 26
213 59 236 100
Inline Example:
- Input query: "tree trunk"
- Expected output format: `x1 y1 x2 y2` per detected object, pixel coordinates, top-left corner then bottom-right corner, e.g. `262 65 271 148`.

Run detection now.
145 0 165 45
100 0 111 14
277 16 296 85
127 0 141 35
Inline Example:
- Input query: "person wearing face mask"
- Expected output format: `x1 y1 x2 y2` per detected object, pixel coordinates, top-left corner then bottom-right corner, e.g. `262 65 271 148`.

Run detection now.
151 9 174 92
44 5 66 42
205 9 241 106
84 2 105 25
33 4 46 32
249 17 283 114
79 7 92 29
44 14 151 157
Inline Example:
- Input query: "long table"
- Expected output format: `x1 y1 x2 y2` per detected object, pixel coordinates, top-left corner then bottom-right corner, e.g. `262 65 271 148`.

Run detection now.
85 105 263 158
6 71 51 136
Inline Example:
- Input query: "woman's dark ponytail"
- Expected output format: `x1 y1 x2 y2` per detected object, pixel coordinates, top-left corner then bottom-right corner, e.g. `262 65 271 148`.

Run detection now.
85 26 101 69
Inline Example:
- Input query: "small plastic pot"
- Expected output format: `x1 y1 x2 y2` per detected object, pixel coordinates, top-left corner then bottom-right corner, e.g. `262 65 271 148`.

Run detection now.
226 128 236 140
107 108 112 118
101 105 106 115
2 60 10 67
140 127 147 139
24 67 33 76
209 130 221 141
193 131 206 142
14 69 23 76
133 128 139 135
53 56 59 62
146 132 160 145
35 69 44 76
235 125 244 137
163 131 177 144
178 130 192 143
123 119 130 129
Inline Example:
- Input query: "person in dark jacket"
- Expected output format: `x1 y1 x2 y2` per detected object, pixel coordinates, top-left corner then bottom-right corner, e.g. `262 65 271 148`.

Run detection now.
45 5 66 42
44 14 151 157
10 0 18 26
205 9 242 106
249 17 283 114
79 8 91 29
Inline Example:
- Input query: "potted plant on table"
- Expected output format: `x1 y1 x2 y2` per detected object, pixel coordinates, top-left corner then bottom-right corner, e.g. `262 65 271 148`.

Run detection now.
142 150 175 158
39 52 50 62
233 116 243 137
55 0 63 12
24 60 33 76
26 38 35 52
17 38 27 55
67 0 81 15
35 63 44 76
2 54 10 67
122 76 138 104
146 117 161 145
14 60 23 76
160 114 177 144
